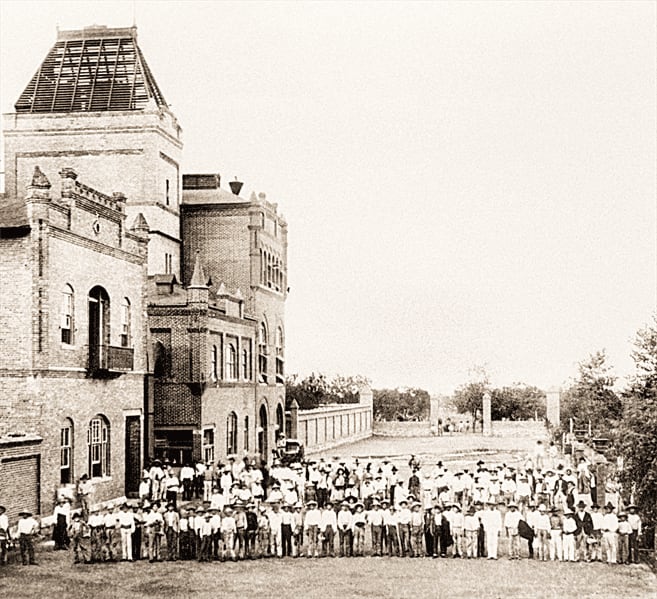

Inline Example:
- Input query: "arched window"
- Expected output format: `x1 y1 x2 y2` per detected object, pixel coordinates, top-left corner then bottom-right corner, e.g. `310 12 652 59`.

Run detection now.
225 342 237 380
88 415 110 478
241 344 251 380
258 322 268 383
120 298 131 347
210 345 218 381
227 412 238 455
244 416 249 451
275 326 284 383
61 284 74 344
60 418 73 484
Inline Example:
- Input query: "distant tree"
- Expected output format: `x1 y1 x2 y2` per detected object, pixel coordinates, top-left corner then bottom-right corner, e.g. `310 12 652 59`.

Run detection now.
285 373 370 410
372 388 430 421
490 384 546 421
560 350 621 436
618 317 657 535
453 382 487 430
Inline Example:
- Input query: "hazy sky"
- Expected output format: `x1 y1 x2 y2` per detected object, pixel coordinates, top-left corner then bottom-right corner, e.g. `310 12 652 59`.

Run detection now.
1 1 655 393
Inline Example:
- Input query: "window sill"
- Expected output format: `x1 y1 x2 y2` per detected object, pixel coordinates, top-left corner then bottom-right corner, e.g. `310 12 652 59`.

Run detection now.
90 476 112 484
61 343 77 351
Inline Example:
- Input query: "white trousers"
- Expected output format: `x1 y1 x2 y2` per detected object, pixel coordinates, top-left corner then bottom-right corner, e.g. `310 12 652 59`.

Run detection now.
485 530 499 559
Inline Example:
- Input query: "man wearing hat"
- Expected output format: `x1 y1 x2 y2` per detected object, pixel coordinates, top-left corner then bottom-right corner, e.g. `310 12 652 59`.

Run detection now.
337 501 353 557
220 506 237 561
76 473 93 522
480 501 502 559
504 503 521 559
601 502 619 564
589 503 603 562
573 500 594 562
562 509 578 561
535 504 550 561
303 500 320 558
0 505 10 565
144 502 164 562
163 502 179 561
627 504 642 564
16 510 39 565
397 498 411 557
368 500 384 556
118 502 136 561
617 511 632 564
463 506 479 558
320 501 337 557
68 512 91 564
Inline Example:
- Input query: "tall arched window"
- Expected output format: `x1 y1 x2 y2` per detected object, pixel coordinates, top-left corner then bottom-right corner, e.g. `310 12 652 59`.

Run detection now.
120 298 131 347
210 345 218 381
60 418 73 484
275 326 284 383
88 286 110 371
258 322 268 383
225 342 237 380
244 416 249 451
227 412 238 455
88 415 110 478
241 344 251 381
61 284 74 344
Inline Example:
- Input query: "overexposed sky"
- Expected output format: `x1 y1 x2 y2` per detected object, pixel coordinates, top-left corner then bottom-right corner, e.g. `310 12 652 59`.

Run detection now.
1 1 655 393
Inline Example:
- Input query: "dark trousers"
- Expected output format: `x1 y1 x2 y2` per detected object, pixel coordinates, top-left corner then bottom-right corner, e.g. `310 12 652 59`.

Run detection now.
629 532 640 564
399 524 410 556
132 527 142 560
338 528 352 557
182 479 193 501
198 535 211 561
166 529 178 560
213 532 222 559
322 526 335 556
424 531 434 557
386 526 400 556
281 524 293 557
477 525 486 558
371 525 383 556
19 534 35 565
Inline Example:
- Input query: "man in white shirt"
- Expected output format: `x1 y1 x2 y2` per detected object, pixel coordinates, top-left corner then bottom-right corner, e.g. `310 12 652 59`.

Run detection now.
320 501 337 557
163 503 179 561
118 503 135 561
268 504 283 557
17 511 39 566
144 505 164 562
534 504 551 561
627 505 642 564
397 499 412 557
368 500 384 556
504 502 522 559
480 501 502 559
303 500 321 558
337 502 353 557
0 505 10 565
180 463 195 501
601 502 619 564
463 506 479 558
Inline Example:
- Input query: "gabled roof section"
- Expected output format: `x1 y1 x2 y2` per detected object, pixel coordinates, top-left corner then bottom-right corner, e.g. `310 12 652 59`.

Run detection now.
15 25 167 113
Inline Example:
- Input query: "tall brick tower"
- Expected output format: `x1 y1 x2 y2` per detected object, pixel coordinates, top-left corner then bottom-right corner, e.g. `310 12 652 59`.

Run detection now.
181 176 288 459
3 25 183 278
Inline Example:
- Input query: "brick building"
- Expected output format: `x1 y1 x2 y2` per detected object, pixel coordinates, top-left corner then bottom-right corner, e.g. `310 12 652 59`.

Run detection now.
148 176 288 465
0 24 289 515
0 165 149 520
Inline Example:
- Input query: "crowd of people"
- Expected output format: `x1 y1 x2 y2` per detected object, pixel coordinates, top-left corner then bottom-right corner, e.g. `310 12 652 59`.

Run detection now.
0 447 644 567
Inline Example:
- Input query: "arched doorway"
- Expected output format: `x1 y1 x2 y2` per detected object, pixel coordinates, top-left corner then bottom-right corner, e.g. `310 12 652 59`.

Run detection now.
258 404 268 463
276 404 284 442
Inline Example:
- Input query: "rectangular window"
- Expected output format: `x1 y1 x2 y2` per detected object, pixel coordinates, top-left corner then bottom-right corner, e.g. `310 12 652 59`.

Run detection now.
120 300 130 347
165 179 170 206
203 428 214 464
241 339 252 380
164 253 172 274
61 289 73 344
60 426 71 484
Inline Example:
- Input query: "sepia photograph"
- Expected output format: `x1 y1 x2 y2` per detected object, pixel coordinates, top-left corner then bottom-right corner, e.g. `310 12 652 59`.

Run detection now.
0 1 655 597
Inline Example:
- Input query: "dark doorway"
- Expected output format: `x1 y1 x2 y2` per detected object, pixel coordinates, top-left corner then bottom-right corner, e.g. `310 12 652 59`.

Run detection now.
125 416 141 496
88 286 110 370
276 404 284 442
258 404 268 462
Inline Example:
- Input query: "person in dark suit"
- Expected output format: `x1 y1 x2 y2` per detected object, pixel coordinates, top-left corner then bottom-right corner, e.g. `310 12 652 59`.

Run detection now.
573 500 594 561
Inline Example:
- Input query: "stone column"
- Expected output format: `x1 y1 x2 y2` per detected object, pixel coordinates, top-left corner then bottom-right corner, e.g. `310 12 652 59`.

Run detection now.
483 392 492 436
546 387 561 428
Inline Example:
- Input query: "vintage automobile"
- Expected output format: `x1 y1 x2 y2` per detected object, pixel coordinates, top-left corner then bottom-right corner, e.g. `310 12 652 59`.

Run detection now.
277 438 305 465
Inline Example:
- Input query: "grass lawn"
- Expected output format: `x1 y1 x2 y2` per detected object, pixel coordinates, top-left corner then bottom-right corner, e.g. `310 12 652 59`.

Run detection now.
1 547 655 599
